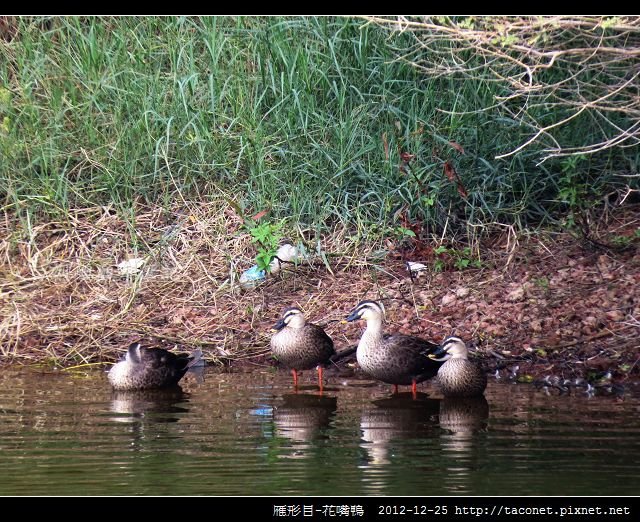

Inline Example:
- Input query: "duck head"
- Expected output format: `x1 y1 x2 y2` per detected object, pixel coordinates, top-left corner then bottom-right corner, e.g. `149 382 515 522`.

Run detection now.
346 300 385 323
272 307 307 331
429 336 468 361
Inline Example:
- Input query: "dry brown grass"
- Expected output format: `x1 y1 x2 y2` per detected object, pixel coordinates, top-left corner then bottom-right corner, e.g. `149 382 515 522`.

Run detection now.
0 199 381 366
2 199 639 386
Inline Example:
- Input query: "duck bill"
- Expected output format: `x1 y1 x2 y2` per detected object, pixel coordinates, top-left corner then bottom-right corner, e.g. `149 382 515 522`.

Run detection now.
271 319 286 332
428 345 451 362
345 310 361 322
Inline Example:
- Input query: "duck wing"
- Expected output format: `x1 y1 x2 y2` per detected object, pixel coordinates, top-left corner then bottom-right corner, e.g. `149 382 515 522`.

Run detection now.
382 333 439 357
309 324 335 354
381 333 443 380
295 324 335 363
137 347 196 372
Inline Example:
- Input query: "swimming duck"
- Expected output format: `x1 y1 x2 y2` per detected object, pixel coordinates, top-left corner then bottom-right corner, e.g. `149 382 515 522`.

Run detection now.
429 336 487 397
108 342 203 391
346 300 443 395
270 307 336 390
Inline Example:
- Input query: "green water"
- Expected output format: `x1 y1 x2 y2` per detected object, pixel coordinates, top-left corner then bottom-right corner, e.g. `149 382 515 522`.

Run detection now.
0 367 638 496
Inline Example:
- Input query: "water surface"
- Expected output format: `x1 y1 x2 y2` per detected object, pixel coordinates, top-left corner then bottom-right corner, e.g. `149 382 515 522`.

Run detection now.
0 367 638 495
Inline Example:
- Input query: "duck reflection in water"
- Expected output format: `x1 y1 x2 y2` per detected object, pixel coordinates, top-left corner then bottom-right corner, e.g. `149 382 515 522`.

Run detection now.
360 393 440 466
439 396 489 436
109 386 191 424
274 393 338 446
438 396 490 494
108 387 192 465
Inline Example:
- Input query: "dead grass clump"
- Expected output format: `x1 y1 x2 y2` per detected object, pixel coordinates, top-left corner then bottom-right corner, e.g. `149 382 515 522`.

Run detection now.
1 200 639 386
0 199 380 366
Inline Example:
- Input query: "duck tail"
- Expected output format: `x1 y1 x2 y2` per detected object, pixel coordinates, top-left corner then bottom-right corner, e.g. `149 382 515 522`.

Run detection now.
329 345 357 364
187 348 204 368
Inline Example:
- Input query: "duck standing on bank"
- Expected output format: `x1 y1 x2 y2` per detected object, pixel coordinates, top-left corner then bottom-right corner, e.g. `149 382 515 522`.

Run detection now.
346 300 443 397
108 342 203 391
429 336 487 397
270 307 336 391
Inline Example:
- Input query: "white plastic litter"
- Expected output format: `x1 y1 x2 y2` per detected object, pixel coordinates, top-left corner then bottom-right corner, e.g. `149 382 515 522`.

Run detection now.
117 257 145 276
406 261 428 277
269 244 299 274
239 244 300 289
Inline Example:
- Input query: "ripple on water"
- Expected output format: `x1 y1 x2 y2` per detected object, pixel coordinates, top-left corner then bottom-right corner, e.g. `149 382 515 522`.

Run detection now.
0 368 638 495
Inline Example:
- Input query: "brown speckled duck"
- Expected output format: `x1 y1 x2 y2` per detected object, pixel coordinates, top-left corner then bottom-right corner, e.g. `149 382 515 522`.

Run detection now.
429 336 487 397
108 342 203 391
346 300 443 396
270 307 336 390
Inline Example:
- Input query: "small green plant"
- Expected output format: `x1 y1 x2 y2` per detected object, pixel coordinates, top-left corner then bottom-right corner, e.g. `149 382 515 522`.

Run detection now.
248 220 283 273
434 245 448 272
433 245 481 272
393 226 416 240
610 229 640 248
556 155 598 231
421 196 435 207
356 223 417 243
601 17 621 30
558 155 590 208
533 276 550 289
0 87 13 156
454 256 471 270
227 198 284 274
610 235 632 248
491 33 518 47
457 17 475 30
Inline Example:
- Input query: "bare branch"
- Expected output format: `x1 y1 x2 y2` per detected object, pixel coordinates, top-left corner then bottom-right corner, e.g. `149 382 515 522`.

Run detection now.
362 15 640 160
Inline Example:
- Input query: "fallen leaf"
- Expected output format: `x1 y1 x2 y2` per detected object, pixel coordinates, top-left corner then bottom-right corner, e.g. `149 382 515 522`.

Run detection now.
400 151 415 163
531 319 543 332
605 310 624 322
455 287 470 298
507 286 525 302
441 293 457 307
443 161 468 198
251 210 268 221
448 141 465 154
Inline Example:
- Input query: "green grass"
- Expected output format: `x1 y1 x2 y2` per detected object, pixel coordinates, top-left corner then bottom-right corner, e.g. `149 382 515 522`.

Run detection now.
1 16 638 242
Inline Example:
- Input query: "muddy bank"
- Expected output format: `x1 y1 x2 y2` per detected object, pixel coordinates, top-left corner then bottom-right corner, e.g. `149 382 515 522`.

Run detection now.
1 204 638 391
